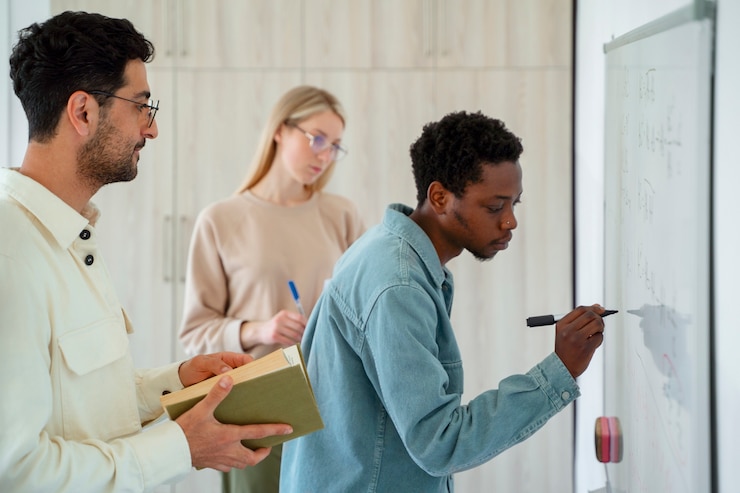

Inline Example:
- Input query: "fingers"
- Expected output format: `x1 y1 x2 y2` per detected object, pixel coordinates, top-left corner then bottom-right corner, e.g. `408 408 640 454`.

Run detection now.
558 304 603 325
235 423 294 443
555 305 607 378
218 352 254 369
195 375 234 416
180 353 250 387
272 310 306 346
177 377 294 472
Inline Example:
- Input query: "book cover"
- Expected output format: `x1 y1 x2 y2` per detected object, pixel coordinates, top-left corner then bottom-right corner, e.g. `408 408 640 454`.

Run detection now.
160 345 323 449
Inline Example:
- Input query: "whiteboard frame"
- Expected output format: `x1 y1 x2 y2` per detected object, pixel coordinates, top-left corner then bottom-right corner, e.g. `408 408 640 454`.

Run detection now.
603 1 715 54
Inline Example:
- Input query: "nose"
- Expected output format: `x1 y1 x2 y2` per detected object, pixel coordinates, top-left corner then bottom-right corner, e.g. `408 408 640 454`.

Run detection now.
144 118 159 139
317 147 334 164
503 213 517 230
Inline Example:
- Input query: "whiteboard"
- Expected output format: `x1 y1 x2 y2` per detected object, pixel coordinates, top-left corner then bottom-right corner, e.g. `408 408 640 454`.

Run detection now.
603 13 713 493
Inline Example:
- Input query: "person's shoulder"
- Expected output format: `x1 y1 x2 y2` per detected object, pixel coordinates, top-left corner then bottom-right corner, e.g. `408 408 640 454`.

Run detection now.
316 191 357 212
198 194 249 218
0 197 28 254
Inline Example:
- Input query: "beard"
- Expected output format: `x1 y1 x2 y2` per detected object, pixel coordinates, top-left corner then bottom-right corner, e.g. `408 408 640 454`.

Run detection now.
452 208 496 262
77 118 141 189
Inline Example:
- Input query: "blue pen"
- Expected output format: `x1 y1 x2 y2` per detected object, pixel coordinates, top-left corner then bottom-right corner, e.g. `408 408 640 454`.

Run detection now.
288 280 306 317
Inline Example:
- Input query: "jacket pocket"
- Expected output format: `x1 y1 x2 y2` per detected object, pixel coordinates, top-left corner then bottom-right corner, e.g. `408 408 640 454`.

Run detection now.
58 317 129 375
56 317 137 441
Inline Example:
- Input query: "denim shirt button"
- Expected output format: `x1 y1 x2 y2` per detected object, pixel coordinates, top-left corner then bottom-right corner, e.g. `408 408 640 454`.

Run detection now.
561 391 571 400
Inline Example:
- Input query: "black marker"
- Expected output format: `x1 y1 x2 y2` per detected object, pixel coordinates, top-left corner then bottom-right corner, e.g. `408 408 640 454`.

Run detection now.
526 309 618 327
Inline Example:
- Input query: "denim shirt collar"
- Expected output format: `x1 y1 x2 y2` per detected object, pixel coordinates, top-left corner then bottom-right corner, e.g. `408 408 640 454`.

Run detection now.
384 203 450 290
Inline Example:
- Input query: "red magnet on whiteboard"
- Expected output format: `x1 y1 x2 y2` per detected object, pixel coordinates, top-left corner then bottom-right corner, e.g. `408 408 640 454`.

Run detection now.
595 416 623 463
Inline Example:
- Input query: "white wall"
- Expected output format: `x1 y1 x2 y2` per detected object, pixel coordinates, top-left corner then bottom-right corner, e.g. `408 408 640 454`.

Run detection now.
573 1 608 490
2 0 50 168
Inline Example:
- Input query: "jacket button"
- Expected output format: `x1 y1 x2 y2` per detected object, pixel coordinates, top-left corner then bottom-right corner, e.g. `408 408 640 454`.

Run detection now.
79 229 91 240
85 255 94 266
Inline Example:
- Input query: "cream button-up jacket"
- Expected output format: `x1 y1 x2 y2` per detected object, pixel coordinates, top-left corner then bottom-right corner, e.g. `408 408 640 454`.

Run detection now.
0 168 191 492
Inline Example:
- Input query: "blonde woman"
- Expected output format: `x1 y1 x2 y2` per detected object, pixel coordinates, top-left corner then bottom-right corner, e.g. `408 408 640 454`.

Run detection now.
179 86 365 493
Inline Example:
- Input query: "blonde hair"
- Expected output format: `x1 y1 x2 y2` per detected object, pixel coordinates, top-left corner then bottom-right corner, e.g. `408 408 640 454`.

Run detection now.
235 85 347 194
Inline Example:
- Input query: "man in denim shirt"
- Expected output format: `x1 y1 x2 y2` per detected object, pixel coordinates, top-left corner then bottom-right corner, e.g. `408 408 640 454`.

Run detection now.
280 111 607 492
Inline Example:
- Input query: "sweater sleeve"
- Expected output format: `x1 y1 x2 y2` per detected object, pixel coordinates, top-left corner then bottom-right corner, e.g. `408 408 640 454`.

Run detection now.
179 210 245 356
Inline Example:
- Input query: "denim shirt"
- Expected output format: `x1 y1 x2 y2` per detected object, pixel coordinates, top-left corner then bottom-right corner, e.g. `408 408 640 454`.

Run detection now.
280 204 579 493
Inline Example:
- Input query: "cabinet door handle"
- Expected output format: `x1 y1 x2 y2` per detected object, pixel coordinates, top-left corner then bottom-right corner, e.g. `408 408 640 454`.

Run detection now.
423 0 433 57
162 0 173 57
178 0 189 58
439 0 449 56
179 215 190 283
163 214 173 282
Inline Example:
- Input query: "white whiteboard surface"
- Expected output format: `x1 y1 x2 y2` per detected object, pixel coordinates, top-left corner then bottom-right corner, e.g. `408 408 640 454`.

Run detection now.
603 17 713 493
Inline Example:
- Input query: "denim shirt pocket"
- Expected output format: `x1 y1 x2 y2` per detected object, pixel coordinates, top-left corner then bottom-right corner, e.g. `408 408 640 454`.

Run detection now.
440 359 464 395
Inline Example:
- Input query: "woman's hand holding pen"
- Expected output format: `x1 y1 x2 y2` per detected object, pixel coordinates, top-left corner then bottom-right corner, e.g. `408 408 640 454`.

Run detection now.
239 310 306 350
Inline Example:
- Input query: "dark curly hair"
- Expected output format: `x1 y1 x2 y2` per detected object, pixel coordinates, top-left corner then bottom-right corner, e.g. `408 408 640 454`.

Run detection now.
409 111 523 206
9 11 155 142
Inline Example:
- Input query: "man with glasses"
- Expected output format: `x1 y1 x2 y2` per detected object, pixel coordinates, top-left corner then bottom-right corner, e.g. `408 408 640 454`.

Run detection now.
0 11 291 492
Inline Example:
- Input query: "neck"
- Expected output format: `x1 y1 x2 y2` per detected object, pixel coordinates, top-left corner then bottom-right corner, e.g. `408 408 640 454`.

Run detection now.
20 141 95 213
409 206 461 266
250 164 313 206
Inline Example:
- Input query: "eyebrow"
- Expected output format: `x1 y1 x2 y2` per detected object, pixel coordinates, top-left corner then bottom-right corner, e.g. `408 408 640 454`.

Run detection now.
491 191 523 202
308 127 342 143
131 90 152 100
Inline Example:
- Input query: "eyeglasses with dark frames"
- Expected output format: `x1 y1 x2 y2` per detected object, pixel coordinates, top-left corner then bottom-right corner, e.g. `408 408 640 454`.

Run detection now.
292 124 348 161
89 90 159 128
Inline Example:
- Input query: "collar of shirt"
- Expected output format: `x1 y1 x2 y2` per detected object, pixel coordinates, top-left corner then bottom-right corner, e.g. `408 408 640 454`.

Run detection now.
384 203 449 289
0 167 99 249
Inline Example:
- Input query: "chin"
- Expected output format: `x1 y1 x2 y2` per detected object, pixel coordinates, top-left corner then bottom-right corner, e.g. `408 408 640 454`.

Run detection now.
470 250 496 262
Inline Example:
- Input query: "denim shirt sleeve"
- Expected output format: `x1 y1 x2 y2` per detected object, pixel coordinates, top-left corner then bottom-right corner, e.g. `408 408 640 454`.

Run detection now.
362 283 579 476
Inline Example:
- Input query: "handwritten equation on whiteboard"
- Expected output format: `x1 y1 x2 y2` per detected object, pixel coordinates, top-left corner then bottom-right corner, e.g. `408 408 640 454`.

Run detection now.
603 19 712 493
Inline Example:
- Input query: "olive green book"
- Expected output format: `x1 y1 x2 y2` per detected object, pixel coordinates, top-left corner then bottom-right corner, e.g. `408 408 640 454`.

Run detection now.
160 344 323 449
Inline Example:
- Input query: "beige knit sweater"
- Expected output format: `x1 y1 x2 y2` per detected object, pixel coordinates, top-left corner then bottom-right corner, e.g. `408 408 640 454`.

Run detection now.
179 190 365 358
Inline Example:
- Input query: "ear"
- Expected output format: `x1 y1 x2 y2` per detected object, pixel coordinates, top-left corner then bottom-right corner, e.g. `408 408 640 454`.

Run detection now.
66 91 96 137
273 123 286 144
427 181 451 215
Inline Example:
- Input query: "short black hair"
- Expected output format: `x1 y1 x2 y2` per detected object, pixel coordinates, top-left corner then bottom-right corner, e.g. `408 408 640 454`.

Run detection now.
9 11 155 142
409 111 524 206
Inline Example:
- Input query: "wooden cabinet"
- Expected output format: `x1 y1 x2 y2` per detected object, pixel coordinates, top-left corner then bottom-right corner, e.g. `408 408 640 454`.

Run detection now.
53 0 303 69
304 0 571 69
304 0 432 68
435 0 572 68
174 0 303 69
